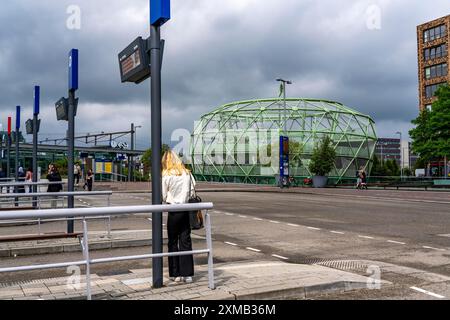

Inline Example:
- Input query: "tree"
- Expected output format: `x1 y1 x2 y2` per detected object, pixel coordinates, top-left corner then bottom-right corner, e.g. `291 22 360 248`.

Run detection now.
142 144 171 174
428 84 450 159
308 136 336 176
410 84 450 162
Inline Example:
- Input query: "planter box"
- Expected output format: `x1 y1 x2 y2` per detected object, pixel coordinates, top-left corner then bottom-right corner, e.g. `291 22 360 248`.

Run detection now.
312 176 328 188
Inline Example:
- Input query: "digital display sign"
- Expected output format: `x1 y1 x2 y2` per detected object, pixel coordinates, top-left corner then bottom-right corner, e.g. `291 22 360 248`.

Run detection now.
118 37 150 84
121 48 141 75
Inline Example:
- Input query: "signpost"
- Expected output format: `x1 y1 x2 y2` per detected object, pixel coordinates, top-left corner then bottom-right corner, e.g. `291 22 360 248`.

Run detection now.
14 106 20 206
32 86 40 208
7 117 11 181
118 0 170 288
55 49 79 233
279 136 289 188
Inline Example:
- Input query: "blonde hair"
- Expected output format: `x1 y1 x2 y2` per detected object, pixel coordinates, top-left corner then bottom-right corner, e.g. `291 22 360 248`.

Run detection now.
162 150 190 176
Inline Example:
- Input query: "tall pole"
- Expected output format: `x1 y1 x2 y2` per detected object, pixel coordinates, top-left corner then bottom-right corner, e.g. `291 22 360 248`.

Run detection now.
151 24 163 289
15 106 20 206
283 82 287 134
7 117 11 183
15 106 20 182
129 123 134 182
32 86 40 208
67 48 78 234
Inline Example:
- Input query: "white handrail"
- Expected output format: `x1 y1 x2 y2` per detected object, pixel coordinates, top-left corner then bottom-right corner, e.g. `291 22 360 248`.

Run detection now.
0 202 215 300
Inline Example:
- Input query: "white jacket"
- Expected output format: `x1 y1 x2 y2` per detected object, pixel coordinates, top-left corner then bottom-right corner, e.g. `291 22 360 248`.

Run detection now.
162 172 196 204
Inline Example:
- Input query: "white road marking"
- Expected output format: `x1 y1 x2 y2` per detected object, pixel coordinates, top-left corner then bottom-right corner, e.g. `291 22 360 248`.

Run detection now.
147 218 152 221
422 246 446 251
330 231 345 235
410 286 445 299
358 235 374 240
224 213 235 216
246 247 261 252
271 254 289 260
287 223 299 227
269 220 280 224
224 242 238 246
253 218 263 221
387 240 406 245
307 227 321 231
238 215 247 218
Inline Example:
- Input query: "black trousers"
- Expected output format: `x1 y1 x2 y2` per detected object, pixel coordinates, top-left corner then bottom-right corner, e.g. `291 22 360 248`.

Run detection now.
167 211 194 277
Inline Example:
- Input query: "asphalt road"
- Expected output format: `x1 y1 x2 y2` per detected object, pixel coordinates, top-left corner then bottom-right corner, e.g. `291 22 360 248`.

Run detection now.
1 188 449 300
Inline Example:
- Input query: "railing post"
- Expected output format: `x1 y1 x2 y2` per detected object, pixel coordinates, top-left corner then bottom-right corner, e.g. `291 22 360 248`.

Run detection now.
82 219 92 300
205 211 215 290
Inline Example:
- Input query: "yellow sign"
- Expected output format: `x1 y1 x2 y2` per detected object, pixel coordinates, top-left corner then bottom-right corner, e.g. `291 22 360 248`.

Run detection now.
104 162 112 174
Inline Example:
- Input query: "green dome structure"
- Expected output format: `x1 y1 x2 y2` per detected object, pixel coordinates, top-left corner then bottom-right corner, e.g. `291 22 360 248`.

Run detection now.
190 98 377 185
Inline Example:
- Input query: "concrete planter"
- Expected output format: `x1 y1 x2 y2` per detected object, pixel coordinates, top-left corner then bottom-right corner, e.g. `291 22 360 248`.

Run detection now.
312 176 328 188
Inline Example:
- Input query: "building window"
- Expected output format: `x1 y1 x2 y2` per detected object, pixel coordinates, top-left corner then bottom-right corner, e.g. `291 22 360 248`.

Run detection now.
425 82 447 99
424 24 447 43
425 63 448 80
426 104 432 111
424 44 447 61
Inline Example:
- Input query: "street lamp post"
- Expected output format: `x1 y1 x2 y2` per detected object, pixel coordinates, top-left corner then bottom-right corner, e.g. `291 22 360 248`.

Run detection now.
276 78 292 134
396 132 403 180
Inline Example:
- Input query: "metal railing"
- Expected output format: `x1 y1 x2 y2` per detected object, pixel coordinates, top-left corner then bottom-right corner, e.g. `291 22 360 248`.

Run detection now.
0 191 114 237
0 202 215 300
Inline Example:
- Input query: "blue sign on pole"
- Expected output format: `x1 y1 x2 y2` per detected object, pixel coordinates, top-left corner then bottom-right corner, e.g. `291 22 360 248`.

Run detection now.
150 0 170 26
69 49 79 91
279 136 289 177
33 86 40 115
16 106 21 129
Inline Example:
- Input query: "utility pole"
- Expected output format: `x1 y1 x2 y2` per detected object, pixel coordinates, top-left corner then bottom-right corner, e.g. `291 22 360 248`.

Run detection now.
276 78 292 134
14 106 20 206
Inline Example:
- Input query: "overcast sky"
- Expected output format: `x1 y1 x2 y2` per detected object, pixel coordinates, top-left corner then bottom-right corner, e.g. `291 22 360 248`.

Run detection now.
0 0 449 149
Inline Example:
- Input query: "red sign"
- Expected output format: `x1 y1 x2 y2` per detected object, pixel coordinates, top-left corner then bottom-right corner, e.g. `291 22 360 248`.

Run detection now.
7 117 11 135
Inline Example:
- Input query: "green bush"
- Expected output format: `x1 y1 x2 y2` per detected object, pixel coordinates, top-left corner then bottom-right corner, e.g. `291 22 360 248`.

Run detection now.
308 136 336 176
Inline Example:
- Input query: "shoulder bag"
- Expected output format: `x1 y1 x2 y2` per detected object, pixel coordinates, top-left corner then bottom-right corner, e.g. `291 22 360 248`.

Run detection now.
188 174 204 230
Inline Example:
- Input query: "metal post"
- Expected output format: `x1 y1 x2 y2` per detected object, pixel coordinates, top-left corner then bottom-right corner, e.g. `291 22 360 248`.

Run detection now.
129 123 134 182
67 90 75 233
205 211 215 290
283 82 287 134
14 107 20 206
151 24 163 289
82 220 92 300
32 86 40 209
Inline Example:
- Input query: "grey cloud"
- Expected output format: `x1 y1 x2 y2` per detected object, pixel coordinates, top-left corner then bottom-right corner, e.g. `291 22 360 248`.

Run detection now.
1 0 449 148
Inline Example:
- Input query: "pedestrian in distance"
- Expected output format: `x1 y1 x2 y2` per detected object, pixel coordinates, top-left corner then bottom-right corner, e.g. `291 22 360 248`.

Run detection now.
47 164 63 209
162 150 196 284
25 167 33 193
74 162 81 186
84 169 93 191
17 167 26 194
355 169 362 189
358 167 368 190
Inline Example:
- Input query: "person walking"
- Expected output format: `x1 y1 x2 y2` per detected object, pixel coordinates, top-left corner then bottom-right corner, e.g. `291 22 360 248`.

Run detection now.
358 167 368 190
17 167 26 194
162 150 195 283
84 169 93 191
25 167 33 193
47 164 63 208
74 163 81 186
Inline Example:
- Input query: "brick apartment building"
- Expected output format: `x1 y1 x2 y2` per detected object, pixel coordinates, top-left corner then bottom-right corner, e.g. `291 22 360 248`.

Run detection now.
417 15 450 111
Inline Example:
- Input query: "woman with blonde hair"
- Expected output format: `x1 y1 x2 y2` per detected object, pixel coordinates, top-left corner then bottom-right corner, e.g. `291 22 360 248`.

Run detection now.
162 150 196 283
